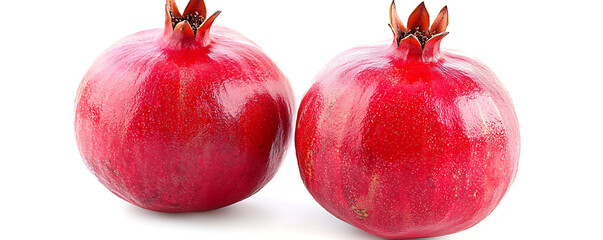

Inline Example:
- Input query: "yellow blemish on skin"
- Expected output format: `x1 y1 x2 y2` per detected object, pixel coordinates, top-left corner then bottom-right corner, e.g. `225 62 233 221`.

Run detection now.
475 101 489 135
351 206 369 220
305 150 314 179
352 174 381 220
368 174 380 198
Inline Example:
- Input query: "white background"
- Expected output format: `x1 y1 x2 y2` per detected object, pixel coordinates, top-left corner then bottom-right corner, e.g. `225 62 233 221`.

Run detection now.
1 0 602 239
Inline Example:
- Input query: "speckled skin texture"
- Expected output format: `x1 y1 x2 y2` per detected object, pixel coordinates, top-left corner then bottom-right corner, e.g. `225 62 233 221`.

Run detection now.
75 12 294 212
295 38 519 238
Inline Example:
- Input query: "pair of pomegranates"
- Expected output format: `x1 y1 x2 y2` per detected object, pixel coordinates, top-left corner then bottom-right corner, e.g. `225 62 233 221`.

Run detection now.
75 0 519 238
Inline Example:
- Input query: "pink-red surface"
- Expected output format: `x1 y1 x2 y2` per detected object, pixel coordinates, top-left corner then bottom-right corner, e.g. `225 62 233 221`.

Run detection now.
295 2 519 238
75 0 294 212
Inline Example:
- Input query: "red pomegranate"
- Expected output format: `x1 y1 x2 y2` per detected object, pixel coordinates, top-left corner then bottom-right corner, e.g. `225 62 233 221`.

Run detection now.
75 0 294 212
295 1 519 238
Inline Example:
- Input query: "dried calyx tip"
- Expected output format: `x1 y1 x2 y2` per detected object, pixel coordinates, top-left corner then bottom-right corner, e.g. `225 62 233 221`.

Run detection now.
166 0 213 36
390 1 449 48
171 11 205 34
409 27 431 47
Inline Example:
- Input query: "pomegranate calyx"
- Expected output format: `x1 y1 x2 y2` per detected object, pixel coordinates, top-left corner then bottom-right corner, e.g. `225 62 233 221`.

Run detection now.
171 13 205 35
389 1 449 50
165 0 218 39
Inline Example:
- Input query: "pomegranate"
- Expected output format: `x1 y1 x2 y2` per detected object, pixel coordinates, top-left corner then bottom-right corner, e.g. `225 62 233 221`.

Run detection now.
75 0 294 212
295 1 519 238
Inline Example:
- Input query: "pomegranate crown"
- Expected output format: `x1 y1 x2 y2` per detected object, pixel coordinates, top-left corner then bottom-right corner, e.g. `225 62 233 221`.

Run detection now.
165 0 220 41
389 1 449 49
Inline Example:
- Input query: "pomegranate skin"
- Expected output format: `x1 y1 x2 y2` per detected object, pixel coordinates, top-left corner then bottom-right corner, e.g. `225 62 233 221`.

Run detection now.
295 3 519 239
75 1 294 213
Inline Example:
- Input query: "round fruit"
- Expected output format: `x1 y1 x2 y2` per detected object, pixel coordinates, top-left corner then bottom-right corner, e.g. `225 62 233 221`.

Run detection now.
75 0 294 212
295 1 519 238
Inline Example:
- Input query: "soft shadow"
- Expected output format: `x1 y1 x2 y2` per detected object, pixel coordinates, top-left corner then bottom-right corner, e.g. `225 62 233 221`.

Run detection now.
122 200 459 240
341 223 456 240
123 200 271 225
294 204 457 240
405 237 455 240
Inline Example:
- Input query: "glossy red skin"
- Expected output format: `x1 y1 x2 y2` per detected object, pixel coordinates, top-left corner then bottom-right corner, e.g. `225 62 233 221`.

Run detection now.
295 41 519 238
75 25 294 212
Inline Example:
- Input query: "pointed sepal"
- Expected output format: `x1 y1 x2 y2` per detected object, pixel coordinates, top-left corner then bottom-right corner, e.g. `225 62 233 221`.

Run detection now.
172 21 196 42
196 11 221 45
407 2 430 36
389 0 407 44
423 32 448 61
183 0 207 19
166 0 182 18
400 34 423 54
430 6 448 35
